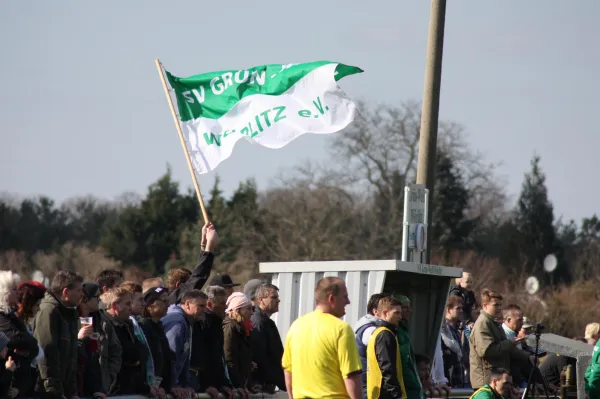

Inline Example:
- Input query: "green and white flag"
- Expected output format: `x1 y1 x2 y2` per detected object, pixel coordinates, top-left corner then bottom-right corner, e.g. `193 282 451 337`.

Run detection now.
162 61 362 174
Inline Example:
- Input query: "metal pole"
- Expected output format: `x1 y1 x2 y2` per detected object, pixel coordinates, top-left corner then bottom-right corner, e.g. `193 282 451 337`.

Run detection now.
416 0 447 263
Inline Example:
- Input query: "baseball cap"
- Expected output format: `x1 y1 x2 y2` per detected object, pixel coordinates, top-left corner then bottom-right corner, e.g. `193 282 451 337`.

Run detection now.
144 286 168 305
394 295 411 304
522 317 534 329
82 282 101 299
209 274 241 288
243 279 264 300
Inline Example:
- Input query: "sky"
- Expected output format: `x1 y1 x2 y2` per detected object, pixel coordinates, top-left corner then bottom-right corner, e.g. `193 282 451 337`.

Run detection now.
1 1 599 224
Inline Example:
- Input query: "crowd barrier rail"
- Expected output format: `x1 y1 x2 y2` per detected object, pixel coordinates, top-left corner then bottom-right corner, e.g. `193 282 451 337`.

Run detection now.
105 388 533 399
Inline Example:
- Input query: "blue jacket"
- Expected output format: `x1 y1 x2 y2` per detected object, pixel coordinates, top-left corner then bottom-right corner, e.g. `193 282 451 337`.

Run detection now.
354 314 377 392
162 305 192 388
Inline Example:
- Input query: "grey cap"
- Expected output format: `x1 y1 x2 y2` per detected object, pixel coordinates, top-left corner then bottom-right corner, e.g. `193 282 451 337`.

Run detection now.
243 279 264 300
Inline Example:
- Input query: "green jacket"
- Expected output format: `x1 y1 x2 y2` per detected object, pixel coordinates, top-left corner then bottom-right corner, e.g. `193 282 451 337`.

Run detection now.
397 321 423 399
470 384 504 399
33 292 79 397
585 339 600 397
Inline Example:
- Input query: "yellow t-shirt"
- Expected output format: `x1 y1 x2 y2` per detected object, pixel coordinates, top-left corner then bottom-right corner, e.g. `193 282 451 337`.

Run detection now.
282 309 362 399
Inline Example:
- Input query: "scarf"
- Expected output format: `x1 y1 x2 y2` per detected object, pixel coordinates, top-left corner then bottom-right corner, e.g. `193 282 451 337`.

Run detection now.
130 316 157 386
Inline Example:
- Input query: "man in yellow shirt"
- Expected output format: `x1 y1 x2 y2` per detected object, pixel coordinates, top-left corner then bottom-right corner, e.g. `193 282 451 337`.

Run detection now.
282 277 363 399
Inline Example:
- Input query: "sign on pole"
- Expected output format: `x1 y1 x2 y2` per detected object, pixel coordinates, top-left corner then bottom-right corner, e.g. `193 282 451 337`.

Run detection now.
402 183 429 262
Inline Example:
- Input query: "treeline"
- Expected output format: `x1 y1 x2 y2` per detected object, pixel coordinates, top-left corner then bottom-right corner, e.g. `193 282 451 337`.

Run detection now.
2 101 600 290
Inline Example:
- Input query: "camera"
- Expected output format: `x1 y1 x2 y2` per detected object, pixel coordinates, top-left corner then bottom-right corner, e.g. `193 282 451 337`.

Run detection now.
534 323 545 334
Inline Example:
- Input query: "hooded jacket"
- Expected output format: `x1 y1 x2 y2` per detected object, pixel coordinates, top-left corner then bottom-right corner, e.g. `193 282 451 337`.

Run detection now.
162 305 192 388
33 291 79 398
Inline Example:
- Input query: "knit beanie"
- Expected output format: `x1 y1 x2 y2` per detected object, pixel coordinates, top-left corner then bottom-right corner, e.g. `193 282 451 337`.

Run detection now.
226 292 252 313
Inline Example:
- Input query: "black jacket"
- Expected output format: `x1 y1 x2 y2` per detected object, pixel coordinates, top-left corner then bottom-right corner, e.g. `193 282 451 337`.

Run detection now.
168 251 214 306
106 315 149 395
250 307 285 391
373 320 404 399
449 285 477 321
139 317 174 392
0 360 14 399
223 316 252 389
77 335 104 397
190 311 229 391
0 311 39 396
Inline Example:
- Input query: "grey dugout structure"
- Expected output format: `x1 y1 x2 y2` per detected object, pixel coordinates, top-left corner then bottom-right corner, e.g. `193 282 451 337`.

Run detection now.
258 258 463 360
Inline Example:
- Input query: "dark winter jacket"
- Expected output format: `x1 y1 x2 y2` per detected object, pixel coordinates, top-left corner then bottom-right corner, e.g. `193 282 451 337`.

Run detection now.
190 310 229 391
0 311 39 396
250 307 285 391
32 291 79 398
139 317 174 392
91 310 122 394
223 316 252 389
372 320 404 399
0 360 14 399
168 251 214 305
77 335 104 397
106 314 149 395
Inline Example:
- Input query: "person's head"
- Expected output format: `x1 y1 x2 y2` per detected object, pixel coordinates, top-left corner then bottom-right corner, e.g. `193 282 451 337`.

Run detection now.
142 277 164 293
226 292 254 322
395 295 412 321
180 290 208 321
243 279 264 304
167 268 191 292
445 295 463 322
102 287 132 321
51 271 83 307
204 285 228 318
481 288 503 318
459 272 473 290
143 287 169 320
79 282 101 315
119 281 144 316
377 296 403 326
415 354 431 384
585 322 600 345
96 269 124 293
489 368 512 397
503 304 523 332
255 283 280 316
0 332 9 359
208 274 240 297
367 293 388 318
15 281 46 320
314 277 349 318
0 271 21 313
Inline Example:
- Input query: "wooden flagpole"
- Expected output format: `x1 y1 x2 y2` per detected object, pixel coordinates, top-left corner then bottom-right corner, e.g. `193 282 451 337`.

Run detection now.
155 58 209 223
